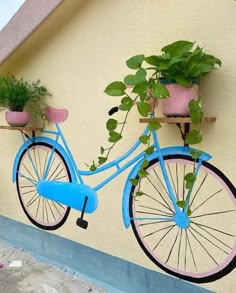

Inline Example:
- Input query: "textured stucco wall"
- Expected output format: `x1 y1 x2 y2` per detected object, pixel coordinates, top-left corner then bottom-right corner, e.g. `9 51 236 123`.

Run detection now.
0 0 235 292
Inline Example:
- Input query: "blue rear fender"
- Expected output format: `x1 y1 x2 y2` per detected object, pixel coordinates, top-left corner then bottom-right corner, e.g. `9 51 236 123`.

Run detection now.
122 146 212 228
12 136 78 183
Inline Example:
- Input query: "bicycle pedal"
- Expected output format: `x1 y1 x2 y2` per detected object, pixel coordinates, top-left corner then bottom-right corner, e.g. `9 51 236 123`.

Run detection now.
76 218 88 229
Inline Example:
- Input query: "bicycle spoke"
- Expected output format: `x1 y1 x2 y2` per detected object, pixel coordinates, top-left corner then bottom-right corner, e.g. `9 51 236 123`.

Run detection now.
153 225 176 251
167 163 177 197
138 204 173 217
182 164 186 201
19 184 35 189
139 220 172 227
146 176 174 213
55 175 67 181
36 196 41 218
189 173 208 209
166 228 180 264
37 149 43 178
19 173 36 185
191 189 223 214
50 167 65 181
190 221 235 238
188 227 218 265
177 229 183 268
26 192 39 208
143 224 175 238
21 188 36 195
137 210 173 217
191 209 236 219
141 192 173 213
22 163 37 182
48 161 62 180
184 230 187 270
51 200 64 216
191 221 233 251
153 169 169 195
46 200 57 222
186 230 197 272
176 163 179 201
190 225 229 255
42 150 49 179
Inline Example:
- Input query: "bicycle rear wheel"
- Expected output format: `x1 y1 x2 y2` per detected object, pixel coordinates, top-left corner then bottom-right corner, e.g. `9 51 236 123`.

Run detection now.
16 142 72 230
129 154 236 283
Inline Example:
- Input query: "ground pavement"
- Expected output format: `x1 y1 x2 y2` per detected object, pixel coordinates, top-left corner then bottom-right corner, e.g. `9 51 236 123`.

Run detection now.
0 241 107 293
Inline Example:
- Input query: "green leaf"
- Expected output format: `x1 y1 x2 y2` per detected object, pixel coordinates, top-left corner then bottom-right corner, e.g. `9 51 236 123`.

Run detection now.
100 146 105 154
187 207 192 216
132 81 149 94
105 81 126 96
185 172 196 189
106 119 118 131
185 129 202 145
145 55 161 66
98 157 107 164
126 54 145 69
137 101 150 117
161 40 194 55
175 77 192 87
177 200 186 208
124 68 147 86
139 135 149 144
190 149 203 160
119 96 133 111
90 165 96 171
189 99 203 124
136 191 144 197
129 178 139 186
152 83 169 99
147 119 162 131
145 146 154 155
108 131 122 142
141 159 149 169
138 169 149 178
168 56 185 67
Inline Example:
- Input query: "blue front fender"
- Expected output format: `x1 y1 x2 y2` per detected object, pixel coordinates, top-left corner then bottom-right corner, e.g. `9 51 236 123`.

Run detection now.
12 136 78 183
122 146 212 228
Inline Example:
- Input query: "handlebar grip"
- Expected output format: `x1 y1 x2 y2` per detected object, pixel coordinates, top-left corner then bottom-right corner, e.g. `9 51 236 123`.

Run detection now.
108 106 119 116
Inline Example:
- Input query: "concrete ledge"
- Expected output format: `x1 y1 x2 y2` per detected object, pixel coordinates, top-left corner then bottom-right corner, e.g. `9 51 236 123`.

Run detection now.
0 215 213 293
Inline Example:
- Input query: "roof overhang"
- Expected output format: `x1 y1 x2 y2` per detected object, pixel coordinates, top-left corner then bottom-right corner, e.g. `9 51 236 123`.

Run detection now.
0 0 63 65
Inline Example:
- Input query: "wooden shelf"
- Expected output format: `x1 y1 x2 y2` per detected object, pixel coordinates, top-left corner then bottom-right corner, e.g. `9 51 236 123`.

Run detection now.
139 117 216 124
0 125 43 131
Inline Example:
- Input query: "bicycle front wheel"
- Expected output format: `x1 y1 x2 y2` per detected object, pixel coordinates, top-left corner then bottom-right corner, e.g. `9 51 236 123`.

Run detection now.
16 142 72 230
129 154 236 283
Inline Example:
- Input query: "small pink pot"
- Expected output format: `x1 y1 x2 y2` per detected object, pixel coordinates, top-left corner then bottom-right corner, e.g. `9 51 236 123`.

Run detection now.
162 83 199 116
5 111 30 127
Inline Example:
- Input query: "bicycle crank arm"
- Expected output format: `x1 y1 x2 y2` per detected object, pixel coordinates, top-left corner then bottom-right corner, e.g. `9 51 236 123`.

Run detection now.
37 180 98 213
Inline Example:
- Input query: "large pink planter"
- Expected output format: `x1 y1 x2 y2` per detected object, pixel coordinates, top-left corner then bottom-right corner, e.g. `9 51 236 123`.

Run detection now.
162 83 199 116
5 111 30 127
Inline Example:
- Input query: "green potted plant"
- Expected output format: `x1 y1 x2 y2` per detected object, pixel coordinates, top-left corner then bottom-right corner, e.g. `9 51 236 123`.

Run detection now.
89 40 221 193
0 74 51 127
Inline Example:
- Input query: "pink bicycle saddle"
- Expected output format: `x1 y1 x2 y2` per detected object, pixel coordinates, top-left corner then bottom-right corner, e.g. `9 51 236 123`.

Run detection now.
46 106 68 124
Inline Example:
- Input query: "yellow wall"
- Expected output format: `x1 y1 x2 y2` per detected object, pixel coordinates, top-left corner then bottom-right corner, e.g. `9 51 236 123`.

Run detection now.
0 0 235 292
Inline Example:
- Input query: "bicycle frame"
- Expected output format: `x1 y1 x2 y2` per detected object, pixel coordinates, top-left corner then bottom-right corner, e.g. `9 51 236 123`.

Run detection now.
12 116 212 225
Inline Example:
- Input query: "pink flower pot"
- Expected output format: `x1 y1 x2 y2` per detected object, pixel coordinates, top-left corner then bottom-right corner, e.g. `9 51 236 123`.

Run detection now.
162 83 199 116
5 111 30 127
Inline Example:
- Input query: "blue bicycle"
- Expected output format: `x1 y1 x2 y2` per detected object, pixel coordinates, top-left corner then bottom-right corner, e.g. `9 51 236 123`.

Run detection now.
12 106 236 283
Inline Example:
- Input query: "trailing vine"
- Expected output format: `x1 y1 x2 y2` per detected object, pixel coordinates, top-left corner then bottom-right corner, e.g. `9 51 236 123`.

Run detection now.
88 40 221 209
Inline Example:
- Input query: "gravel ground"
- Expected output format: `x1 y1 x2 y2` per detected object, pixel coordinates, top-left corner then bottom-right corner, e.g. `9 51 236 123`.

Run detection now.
0 242 107 293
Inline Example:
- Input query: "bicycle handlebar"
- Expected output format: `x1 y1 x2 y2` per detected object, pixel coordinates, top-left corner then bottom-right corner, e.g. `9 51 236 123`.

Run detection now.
108 107 119 116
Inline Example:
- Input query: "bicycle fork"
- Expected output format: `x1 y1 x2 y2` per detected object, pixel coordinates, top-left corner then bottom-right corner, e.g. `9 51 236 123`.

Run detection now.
152 130 191 229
